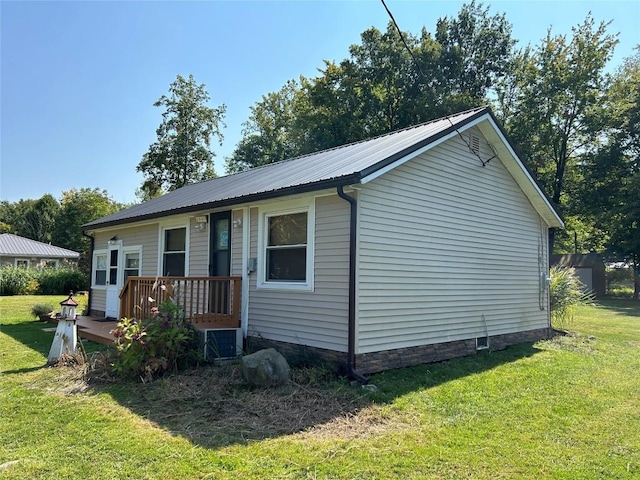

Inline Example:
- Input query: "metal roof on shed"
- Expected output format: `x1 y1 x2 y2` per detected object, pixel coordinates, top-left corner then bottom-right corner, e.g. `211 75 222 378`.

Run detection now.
85 107 488 229
0 234 80 258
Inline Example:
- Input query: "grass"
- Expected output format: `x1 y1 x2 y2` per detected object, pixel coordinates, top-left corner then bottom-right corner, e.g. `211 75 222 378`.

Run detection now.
1 295 639 479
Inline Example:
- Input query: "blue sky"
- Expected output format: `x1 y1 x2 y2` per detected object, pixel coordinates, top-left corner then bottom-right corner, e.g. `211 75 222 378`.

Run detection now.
1 0 638 205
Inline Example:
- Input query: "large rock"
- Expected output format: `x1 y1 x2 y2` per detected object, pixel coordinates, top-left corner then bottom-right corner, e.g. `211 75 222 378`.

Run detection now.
242 348 290 387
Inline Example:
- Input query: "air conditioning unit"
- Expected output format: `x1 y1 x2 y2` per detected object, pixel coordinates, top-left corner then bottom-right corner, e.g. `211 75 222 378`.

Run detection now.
198 328 242 360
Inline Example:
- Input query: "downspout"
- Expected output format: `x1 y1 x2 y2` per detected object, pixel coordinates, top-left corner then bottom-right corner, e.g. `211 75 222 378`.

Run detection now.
82 231 95 315
336 185 369 384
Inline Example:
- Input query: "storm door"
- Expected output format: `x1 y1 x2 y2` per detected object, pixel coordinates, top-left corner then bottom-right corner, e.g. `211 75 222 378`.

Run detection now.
105 245 120 318
209 211 231 314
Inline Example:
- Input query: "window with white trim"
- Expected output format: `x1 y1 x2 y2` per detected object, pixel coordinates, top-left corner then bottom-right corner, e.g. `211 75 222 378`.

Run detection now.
15 259 30 268
43 260 59 269
162 227 186 276
123 250 140 281
267 212 308 281
258 199 314 291
94 252 107 286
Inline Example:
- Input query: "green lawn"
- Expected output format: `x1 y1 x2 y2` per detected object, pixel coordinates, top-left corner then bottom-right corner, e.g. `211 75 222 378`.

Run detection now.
1 295 638 479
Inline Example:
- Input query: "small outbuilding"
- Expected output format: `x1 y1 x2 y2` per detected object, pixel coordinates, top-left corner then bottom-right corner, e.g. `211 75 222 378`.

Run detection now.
551 253 606 296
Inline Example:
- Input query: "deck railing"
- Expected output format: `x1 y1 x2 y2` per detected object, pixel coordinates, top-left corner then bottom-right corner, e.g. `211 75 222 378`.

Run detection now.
119 276 242 329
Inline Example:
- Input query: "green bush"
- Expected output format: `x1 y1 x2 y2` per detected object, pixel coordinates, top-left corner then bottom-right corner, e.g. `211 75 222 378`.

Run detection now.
0 266 38 296
36 267 88 295
111 300 200 382
549 266 594 329
31 303 55 318
0 266 88 296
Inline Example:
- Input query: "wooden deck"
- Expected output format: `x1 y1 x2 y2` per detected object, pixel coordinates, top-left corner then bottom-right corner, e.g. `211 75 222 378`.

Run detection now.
76 316 118 345
51 315 239 347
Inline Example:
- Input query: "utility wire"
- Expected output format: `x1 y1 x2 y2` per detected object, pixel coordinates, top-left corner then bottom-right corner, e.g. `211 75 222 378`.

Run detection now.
380 0 496 167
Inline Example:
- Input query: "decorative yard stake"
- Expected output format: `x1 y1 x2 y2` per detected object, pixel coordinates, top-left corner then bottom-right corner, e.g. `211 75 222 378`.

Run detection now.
47 293 79 364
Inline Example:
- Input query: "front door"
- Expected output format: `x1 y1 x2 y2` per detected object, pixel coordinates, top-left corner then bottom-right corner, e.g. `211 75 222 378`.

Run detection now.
210 212 231 313
210 211 231 277
105 245 120 318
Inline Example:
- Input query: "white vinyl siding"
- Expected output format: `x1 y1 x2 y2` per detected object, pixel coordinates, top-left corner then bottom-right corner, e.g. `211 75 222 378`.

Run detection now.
91 224 159 313
189 216 210 276
231 209 244 277
357 127 550 354
247 194 350 352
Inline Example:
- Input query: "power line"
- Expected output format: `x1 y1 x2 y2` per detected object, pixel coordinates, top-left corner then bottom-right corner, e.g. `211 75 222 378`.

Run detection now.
380 0 496 167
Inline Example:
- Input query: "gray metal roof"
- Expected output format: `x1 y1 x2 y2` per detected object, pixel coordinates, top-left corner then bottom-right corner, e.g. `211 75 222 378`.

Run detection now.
0 234 80 259
85 107 489 229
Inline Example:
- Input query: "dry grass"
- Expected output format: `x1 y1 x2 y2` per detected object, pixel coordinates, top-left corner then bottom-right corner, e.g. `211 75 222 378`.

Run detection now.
52 353 373 448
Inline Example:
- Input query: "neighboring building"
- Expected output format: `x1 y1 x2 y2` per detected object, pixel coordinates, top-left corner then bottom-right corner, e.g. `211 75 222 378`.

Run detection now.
0 234 80 269
551 253 606 296
83 107 563 376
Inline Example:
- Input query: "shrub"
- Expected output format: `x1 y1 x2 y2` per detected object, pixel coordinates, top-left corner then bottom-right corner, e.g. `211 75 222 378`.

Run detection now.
111 300 200 382
31 303 54 318
549 266 594 329
36 267 88 295
0 266 38 295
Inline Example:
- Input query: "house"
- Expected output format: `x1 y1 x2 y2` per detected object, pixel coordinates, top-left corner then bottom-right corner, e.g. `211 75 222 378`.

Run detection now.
0 233 80 268
83 106 563 376
551 253 606 296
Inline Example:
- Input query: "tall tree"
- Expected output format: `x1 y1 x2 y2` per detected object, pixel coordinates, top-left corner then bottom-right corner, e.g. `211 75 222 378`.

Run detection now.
496 15 618 251
137 74 226 199
53 188 123 268
226 80 301 173
21 194 60 244
582 52 640 298
226 2 515 173
0 199 36 238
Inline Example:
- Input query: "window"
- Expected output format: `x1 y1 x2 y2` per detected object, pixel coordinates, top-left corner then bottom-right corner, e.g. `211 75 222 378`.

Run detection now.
267 212 308 281
162 227 186 276
15 259 30 268
94 253 107 286
258 199 314 291
123 251 140 281
43 260 58 269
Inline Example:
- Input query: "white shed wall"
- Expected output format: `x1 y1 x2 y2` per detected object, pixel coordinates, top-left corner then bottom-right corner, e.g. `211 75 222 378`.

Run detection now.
357 128 550 353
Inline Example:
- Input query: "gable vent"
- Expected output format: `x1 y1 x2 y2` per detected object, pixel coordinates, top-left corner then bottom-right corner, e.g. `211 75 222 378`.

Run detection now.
469 133 481 155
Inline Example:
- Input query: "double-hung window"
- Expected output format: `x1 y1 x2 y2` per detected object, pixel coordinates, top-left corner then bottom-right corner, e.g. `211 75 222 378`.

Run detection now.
123 250 140 281
94 252 107 286
162 227 186 276
258 199 314 291
267 213 308 281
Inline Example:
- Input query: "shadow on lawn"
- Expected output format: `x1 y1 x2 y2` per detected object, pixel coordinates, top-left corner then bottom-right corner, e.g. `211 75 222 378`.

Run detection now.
0 321 52 373
367 341 542 403
595 297 640 317
86 340 543 450
3 316 543 450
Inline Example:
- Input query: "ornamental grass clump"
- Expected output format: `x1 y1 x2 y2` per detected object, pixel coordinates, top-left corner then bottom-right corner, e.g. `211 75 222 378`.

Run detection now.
111 300 200 382
549 266 594 329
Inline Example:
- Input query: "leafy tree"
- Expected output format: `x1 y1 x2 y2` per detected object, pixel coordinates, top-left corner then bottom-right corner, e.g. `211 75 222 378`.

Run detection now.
137 74 226 198
581 52 640 298
21 194 60 244
435 0 515 101
226 2 515 172
0 199 35 237
53 188 124 272
496 15 618 251
226 80 301 173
